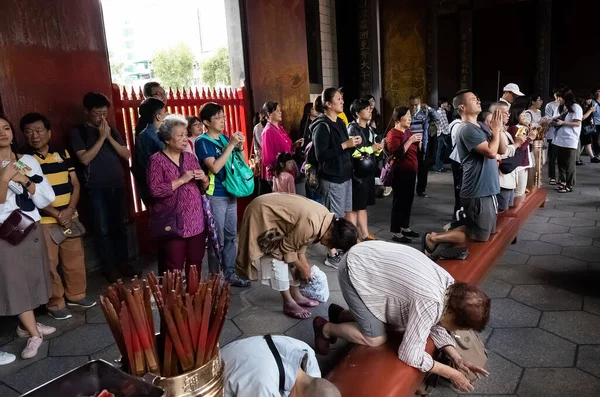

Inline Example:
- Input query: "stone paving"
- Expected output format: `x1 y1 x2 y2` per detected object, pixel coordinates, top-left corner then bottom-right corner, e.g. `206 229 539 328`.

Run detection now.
1 164 600 396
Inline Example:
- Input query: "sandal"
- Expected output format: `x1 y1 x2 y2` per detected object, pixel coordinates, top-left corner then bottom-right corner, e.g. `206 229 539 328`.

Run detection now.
557 186 573 193
549 179 557 185
421 233 438 256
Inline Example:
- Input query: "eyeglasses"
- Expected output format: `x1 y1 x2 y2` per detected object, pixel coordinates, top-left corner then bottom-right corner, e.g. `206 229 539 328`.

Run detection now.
190 123 202 128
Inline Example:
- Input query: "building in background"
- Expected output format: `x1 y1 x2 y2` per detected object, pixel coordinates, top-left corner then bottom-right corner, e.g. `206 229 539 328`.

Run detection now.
101 0 229 89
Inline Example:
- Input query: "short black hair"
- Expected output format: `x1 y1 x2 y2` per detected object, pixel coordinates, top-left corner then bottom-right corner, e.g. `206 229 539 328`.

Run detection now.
409 95 421 102
138 98 165 123
438 97 449 107
330 218 359 252
143 82 162 98
83 92 111 111
199 102 224 123
19 112 51 133
186 115 202 137
452 89 473 114
350 98 370 120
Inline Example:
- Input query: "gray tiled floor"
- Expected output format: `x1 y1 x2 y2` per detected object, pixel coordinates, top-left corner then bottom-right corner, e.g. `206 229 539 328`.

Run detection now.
431 162 600 397
1 164 600 396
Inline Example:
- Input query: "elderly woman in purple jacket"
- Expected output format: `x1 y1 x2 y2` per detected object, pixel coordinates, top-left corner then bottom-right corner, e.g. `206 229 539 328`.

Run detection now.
147 115 209 273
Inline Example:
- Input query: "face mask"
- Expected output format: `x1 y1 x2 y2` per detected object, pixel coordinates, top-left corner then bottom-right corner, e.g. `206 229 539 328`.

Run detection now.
417 104 421 113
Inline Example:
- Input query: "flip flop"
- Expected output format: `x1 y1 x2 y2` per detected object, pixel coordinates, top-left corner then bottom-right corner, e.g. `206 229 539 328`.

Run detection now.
421 233 438 256
284 307 312 319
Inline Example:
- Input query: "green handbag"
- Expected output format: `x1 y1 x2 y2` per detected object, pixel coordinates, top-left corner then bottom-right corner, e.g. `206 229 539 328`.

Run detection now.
199 134 255 198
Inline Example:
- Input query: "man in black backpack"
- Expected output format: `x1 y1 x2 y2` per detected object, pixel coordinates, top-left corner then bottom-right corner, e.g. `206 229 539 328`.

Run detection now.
71 92 137 282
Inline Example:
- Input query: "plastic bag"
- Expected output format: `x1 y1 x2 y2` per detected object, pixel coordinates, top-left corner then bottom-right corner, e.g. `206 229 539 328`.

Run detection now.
299 265 329 303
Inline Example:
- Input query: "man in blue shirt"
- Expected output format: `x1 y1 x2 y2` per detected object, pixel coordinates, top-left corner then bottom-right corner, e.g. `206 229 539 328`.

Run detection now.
409 95 440 197
133 98 166 205
423 90 506 255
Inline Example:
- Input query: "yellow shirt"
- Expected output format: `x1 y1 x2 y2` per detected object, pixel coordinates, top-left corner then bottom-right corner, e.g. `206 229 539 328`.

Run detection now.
338 112 349 127
32 149 78 224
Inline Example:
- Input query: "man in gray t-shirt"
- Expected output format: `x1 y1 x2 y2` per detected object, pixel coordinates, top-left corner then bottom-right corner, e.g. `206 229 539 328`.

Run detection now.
457 122 501 199
423 90 506 255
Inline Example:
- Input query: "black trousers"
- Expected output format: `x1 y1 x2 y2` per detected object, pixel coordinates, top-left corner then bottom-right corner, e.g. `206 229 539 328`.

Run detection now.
416 148 428 195
391 170 417 232
451 160 463 215
547 140 557 180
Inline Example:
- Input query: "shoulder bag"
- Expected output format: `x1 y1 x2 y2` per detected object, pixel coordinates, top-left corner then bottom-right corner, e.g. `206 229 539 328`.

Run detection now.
148 153 185 239
199 134 254 198
0 210 36 246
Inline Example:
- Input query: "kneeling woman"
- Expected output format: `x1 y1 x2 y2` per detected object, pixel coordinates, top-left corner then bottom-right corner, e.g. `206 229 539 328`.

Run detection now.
236 193 358 319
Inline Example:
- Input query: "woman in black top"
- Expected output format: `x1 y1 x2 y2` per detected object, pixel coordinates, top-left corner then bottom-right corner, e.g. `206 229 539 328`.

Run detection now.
310 87 361 268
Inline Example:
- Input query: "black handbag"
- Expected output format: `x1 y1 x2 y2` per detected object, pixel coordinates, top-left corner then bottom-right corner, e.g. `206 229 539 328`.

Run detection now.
499 149 526 174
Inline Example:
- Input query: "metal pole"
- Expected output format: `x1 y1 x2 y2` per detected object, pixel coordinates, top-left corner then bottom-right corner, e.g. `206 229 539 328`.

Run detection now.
496 70 501 100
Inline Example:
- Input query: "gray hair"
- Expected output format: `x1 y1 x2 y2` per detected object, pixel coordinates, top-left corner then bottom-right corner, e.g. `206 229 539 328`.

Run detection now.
488 101 509 114
157 114 187 143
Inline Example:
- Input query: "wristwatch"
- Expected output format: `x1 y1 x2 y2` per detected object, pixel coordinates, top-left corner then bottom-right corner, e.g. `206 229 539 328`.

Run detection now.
23 180 32 189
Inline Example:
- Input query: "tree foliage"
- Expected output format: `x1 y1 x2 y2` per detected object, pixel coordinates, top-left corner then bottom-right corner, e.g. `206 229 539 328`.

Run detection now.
152 42 196 90
108 50 131 86
200 47 231 88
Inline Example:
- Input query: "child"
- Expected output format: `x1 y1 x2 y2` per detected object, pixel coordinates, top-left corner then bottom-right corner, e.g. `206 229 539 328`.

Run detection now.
272 152 296 194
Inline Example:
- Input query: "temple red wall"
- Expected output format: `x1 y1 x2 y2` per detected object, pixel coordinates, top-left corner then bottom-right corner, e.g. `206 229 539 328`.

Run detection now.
243 0 310 139
0 0 113 149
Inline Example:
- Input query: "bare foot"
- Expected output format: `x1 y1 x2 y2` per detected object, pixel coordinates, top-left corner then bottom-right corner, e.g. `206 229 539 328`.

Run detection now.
291 294 320 308
283 301 312 319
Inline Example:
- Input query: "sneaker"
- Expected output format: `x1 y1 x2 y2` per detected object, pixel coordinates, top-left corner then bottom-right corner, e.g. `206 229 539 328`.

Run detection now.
66 297 97 309
576 160 584 166
591 157 600 163
324 253 343 269
47 307 73 320
16 322 57 339
362 235 376 241
0 351 16 365
416 192 429 198
383 187 393 197
21 336 43 359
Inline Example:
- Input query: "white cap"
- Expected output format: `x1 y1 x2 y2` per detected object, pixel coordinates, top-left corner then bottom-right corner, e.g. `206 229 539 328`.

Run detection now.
502 83 525 97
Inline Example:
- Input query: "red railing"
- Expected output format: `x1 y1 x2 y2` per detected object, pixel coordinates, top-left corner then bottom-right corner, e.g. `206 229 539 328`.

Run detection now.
111 83 249 215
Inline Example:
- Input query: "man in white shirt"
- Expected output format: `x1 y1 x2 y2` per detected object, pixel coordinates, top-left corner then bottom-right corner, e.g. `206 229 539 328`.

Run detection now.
313 241 490 393
222 335 340 397
499 83 525 108
545 88 562 184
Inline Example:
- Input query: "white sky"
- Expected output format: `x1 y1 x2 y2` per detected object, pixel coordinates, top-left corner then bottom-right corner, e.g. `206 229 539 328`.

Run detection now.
101 0 228 63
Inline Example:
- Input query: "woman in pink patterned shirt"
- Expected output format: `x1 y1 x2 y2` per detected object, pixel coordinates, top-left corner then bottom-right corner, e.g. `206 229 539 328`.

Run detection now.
147 115 209 272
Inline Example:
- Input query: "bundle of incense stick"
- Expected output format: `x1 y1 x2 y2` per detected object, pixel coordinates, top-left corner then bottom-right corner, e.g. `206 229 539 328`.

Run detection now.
100 266 230 377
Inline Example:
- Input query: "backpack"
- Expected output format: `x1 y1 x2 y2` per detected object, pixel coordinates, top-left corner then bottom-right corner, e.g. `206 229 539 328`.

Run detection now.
303 122 331 190
303 142 319 190
199 134 255 198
